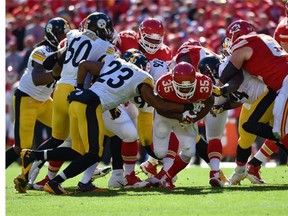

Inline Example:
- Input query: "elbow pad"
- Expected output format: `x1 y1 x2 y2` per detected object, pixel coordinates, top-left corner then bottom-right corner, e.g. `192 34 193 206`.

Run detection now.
219 61 242 84
43 53 58 70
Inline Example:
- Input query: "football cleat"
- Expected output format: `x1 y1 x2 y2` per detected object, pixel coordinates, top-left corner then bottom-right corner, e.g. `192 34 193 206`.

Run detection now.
124 171 150 188
91 166 112 182
247 165 266 184
33 175 50 190
14 174 28 193
160 174 175 190
146 169 165 187
219 169 230 185
140 161 158 177
108 170 125 188
44 180 70 195
229 165 248 185
76 181 107 193
209 170 225 187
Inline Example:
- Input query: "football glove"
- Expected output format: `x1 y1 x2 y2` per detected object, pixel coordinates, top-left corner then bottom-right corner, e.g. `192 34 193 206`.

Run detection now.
109 108 121 120
180 111 197 130
210 104 225 116
212 85 222 97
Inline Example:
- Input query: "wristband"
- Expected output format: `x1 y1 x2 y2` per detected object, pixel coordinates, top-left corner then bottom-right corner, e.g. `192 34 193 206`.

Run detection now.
221 86 228 95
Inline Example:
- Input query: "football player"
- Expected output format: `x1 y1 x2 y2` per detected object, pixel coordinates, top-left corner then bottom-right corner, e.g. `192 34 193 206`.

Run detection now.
214 19 288 178
147 62 214 189
14 12 117 193
7 17 70 193
116 17 172 62
175 39 229 187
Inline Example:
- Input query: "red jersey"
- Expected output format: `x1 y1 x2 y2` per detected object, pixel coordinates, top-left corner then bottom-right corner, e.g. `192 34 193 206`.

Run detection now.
232 33 288 91
175 44 217 70
274 17 288 43
117 30 172 62
155 72 213 104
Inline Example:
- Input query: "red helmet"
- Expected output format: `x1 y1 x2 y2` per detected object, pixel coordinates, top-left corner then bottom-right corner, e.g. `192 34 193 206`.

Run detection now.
225 19 255 53
172 62 197 100
138 18 164 54
183 39 202 47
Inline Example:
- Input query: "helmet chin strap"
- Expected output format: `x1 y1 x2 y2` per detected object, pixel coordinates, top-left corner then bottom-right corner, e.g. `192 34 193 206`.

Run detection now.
45 32 59 48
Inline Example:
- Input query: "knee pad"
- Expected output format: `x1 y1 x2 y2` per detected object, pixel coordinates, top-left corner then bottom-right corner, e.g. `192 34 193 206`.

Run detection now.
154 121 170 139
180 147 195 162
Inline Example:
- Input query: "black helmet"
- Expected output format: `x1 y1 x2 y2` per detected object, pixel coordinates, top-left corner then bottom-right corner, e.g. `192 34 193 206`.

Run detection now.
84 12 115 42
45 17 70 47
122 48 143 62
124 51 151 72
198 55 221 83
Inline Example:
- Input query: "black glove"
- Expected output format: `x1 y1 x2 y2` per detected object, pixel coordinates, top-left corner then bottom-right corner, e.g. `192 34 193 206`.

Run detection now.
109 108 121 120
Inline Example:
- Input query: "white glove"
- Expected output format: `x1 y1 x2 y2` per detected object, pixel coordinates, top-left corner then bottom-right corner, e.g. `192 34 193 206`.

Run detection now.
180 111 197 129
193 102 205 113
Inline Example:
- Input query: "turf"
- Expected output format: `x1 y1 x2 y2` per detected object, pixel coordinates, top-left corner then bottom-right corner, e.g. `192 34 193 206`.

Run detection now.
5 163 288 216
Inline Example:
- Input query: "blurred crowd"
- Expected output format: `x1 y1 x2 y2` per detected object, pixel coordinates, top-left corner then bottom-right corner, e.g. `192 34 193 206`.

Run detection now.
6 0 286 80
5 0 287 162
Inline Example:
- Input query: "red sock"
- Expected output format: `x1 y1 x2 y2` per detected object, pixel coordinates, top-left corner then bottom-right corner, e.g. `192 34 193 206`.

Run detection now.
166 155 188 178
261 139 279 157
167 132 179 159
121 141 138 164
207 138 222 160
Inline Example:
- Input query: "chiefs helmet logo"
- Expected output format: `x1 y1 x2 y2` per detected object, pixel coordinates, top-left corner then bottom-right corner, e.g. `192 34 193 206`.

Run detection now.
229 24 241 34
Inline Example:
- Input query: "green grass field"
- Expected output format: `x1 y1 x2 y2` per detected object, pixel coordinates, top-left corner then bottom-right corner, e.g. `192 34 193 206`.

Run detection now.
5 163 288 216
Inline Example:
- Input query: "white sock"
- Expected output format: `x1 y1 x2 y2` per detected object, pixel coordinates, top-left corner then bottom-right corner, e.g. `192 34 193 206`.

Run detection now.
80 162 98 184
59 172 67 181
111 169 124 177
254 151 267 164
124 164 135 176
209 158 220 171
162 157 174 171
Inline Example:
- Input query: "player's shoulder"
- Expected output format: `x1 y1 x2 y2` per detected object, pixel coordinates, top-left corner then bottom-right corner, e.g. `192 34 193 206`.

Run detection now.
194 72 213 99
31 44 55 63
68 29 81 37
118 30 138 39
231 33 259 52
158 44 172 55
151 45 172 62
